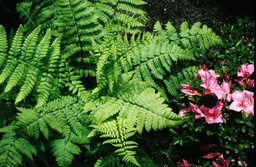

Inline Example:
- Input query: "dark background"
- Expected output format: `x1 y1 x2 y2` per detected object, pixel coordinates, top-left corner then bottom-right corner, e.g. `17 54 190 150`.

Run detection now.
0 0 255 34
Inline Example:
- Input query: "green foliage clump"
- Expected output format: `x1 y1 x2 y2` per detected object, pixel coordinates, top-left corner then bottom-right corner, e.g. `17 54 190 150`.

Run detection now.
0 0 225 166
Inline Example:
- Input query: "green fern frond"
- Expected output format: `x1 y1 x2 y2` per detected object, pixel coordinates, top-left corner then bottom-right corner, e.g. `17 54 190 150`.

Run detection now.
0 25 63 106
16 96 85 140
91 117 140 166
51 139 81 167
54 0 102 54
0 25 8 69
0 132 37 167
94 153 130 167
179 21 223 57
16 0 55 34
164 66 198 97
86 79 183 134
0 25 23 85
93 0 147 33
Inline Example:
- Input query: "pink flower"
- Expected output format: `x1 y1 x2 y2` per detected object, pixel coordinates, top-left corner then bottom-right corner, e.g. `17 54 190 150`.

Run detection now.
245 79 254 90
181 102 224 124
242 161 248 167
202 152 221 159
181 84 201 96
177 159 191 167
212 161 222 167
219 80 232 100
218 154 230 167
199 101 224 124
212 154 230 167
236 64 254 88
196 68 220 83
237 64 254 78
178 107 190 116
220 59 226 65
198 70 231 100
189 102 205 119
229 90 254 117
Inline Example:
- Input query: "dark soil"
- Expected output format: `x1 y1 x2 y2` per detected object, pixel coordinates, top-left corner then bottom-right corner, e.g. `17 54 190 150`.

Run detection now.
142 0 255 34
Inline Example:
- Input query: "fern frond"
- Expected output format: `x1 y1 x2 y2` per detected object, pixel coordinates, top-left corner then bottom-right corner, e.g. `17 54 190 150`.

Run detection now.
0 25 63 106
0 25 23 84
16 96 85 140
93 0 147 33
16 0 55 33
164 66 198 97
51 139 81 167
86 79 183 134
179 21 223 57
0 132 37 167
54 0 102 54
91 117 140 166
0 25 8 69
94 155 119 167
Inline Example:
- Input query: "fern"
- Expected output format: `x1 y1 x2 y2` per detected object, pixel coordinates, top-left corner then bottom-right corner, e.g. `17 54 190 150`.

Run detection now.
16 0 55 34
0 132 37 167
164 66 198 97
0 96 89 166
51 139 81 167
92 0 147 33
0 25 62 107
179 21 223 57
92 21 222 101
85 78 182 165
91 117 140 166
16 96 86 140
91 30 195 100
0 25 7 69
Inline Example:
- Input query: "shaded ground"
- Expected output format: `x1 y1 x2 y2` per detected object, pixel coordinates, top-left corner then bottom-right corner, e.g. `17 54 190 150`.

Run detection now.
142 0 255 34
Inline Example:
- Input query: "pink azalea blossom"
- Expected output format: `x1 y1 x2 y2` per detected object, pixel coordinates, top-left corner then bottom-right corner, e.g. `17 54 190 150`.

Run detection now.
177 159 191 167
236 64 254 88
219 80 232 100
196 68 220 83
212 161 222 167
198 70 231 100
244 78 254 90
202 152 221 159
178 107 190 116
181 84 201 96
218 154 230 167
237 64 254 78
189 102 205 119
229 90 254 117
179 102 224 124
199 101 224 124
212 154 230 167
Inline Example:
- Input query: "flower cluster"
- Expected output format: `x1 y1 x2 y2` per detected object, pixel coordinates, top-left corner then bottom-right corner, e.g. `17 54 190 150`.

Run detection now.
178 64 254 124
177 152 248 167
